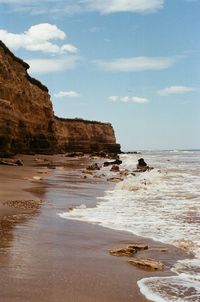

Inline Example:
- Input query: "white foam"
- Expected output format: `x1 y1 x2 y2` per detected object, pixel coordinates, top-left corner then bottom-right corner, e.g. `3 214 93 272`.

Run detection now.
138 274 200 302
59 151 200 302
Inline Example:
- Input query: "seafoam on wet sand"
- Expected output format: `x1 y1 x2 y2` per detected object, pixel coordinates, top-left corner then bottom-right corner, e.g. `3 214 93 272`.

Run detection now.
59 151 200 302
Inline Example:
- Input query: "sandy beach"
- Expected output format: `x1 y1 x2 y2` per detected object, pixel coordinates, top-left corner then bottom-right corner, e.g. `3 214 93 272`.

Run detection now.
0 155 189 302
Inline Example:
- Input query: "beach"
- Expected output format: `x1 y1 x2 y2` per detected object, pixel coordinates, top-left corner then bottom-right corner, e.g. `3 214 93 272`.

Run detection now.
0 154 190 302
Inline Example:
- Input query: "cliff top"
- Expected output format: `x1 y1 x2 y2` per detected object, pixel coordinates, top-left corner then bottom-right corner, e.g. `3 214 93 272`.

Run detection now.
55 116 112 126
0 40 49 93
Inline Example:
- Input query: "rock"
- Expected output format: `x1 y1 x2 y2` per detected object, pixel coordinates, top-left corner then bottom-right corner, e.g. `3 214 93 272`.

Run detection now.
136 158 153 172
110 247 137 257
34 158 45 163
160 248 168 252
120 169 130 177
137 158 147 168
128 258 164 271
15 159 24 166
82 170 93 175
108 153 120 160
33 176 42 181
110 165 120 172
0 159 17 166
104 159 122 167
127 151 141 154
128 243 148 251
107 177 123 182
86 163 101 171
91 151 107 158
138 158 147 167
66 152 84 157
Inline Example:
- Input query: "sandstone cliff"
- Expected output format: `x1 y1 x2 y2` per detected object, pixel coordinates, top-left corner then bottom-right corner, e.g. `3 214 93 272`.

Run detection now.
0 41 120 156
55 117 120 153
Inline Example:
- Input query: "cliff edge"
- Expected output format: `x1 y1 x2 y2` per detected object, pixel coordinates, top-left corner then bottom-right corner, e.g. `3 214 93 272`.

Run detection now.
0 41 120 156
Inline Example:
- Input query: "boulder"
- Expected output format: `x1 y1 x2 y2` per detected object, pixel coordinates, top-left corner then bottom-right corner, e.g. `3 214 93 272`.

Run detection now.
136 158 153 172
128 258 164 271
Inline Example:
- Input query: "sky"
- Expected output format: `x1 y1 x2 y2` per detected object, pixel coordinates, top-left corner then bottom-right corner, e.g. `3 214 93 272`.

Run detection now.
0 0 200 151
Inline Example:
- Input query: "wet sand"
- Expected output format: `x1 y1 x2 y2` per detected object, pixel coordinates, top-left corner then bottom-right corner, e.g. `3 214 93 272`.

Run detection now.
0 155 188 302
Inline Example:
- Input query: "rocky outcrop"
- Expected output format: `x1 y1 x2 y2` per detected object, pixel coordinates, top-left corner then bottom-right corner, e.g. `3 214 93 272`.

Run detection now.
0 41 120 156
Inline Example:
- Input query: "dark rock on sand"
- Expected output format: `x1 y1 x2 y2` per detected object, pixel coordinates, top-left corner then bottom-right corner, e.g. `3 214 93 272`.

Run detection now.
86 163 101 171
104 159 122 167
110 246 137 257
128 258 164 271
128 243 148 251
15 159 24 166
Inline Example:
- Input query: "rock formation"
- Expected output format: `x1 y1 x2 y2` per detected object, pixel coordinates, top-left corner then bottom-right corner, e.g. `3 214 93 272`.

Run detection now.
54 117 120 153
0 41 120 156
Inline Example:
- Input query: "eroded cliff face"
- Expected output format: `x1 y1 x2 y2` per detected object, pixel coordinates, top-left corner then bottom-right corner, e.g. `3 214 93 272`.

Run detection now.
0 41 120 155
55 117 120 153
0 41 57 155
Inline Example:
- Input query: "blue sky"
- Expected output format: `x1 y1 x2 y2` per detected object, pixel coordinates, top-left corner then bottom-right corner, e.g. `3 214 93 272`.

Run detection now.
0 0 200 150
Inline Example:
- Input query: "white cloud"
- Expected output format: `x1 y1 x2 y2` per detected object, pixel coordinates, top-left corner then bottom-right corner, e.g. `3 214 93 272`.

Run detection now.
157 86 196 96
109 95 119 102
131 96 149 103
109 95 149 104
121 96 130 102
95 56 175 72
0 0 164 15
54 90 80 98
0 23 78 54
84 0 164 14
27 56 80 74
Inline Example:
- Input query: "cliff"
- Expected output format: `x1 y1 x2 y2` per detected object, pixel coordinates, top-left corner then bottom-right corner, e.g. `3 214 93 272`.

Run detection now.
55 117 120 153
0 41 120 156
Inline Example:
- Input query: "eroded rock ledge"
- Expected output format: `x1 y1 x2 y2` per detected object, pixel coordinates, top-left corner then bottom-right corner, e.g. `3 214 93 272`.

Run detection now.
0 41 120 156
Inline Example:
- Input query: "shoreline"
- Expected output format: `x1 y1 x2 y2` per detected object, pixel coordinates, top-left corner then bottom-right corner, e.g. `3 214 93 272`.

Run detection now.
0 154 189 302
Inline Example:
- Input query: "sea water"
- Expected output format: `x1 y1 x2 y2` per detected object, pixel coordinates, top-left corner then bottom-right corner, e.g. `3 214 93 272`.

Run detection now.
59 151 200 302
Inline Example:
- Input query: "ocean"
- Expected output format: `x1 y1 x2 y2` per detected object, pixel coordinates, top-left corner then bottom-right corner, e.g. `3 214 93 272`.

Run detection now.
59 151 200 302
